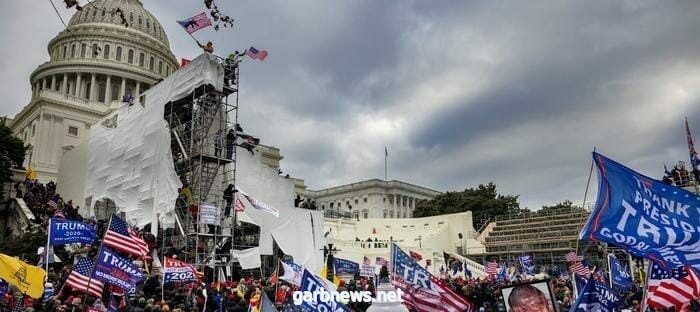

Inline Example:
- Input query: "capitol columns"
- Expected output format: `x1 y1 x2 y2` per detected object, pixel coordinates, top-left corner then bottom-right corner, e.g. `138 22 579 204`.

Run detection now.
51 75 56 91
105 75 112 104
119 78 126 99
135 81 141 99
89 73 97 101
61 73 68 94
75 73 82 97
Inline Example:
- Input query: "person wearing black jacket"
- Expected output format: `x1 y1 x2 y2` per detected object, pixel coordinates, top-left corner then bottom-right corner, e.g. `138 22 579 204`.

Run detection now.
223 184 235 217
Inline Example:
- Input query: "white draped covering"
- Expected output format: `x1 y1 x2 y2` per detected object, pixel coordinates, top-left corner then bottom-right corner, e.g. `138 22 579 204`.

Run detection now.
84 53 224 228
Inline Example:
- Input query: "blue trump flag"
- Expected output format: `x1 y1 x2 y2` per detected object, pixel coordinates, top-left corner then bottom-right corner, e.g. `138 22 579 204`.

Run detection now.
608 255 633 290
580 152 700 270
48 218 97 246
93 247 146 291
333 258 359 275
519 255 536 275
570 276 621 312
299 269 351 312
0 279 8 297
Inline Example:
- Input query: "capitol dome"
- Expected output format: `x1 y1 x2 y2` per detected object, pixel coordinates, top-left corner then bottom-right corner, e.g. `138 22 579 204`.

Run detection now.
28 0 179 112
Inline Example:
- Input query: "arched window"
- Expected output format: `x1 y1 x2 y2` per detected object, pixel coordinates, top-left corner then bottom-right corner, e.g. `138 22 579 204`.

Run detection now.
103 44 110 59
127 49 134 63
158 61 162 74
101 10 106 17
81 44 87 58
92 44 99 58
71 44 76 58
93 8 97 17
129 13 133 24
116 47 122 61
146 20 150 29
139 53 145 67
138 16 142 26
62 46 67 59
149 56 154 70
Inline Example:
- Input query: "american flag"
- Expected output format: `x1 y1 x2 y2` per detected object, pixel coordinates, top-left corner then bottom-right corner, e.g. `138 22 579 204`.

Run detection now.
571 260 591 277
234 197 245 212
376 256 388 267
245 46 268 61
647 263 700 310
485 261 498 276
66 257 104 298
103 214 149 259
176 12 212 34
47 199 58 209
565 251 584 262
392 244 474 312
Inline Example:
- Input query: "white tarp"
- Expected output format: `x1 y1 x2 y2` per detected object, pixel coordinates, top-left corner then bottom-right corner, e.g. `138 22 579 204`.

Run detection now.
84 53 224 229
231 247 262 270
231 147 325 272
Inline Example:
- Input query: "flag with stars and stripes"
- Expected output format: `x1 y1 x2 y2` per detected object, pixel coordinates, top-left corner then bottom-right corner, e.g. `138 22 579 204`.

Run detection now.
103 214 149 259
281 295 305 312
11 294 23 312
646 262 700 310
571 260 591 277
565 251 584 262
65 257 104 298
485 261 498 277
47 199 58 209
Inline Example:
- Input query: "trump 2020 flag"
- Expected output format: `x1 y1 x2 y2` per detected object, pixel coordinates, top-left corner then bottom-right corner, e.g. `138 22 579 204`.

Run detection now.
93 247 146 291
48 218 97 246
299 269 351 312
333 258 359 275
163 257 199 284
570 276 620 312
580 152 700 270
608 254 633 290
519 255 536 275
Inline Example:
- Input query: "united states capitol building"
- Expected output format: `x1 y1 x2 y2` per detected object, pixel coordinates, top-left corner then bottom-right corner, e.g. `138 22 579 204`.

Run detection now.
8 0 177 182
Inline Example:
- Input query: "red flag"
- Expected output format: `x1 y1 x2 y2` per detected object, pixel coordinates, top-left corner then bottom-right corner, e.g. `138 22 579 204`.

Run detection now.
234 197 245 212
181 58 191 67
267 269 278 285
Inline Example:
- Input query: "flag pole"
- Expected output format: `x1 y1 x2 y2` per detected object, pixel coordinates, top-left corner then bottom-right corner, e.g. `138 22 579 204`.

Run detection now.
384 146 388 181
607 254 613 288
640 260 651 312
576 146 596 254
83 214 113 308
46 218 51 274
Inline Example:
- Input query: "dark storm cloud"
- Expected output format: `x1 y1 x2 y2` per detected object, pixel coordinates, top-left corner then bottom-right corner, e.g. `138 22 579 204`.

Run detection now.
3 0 700 209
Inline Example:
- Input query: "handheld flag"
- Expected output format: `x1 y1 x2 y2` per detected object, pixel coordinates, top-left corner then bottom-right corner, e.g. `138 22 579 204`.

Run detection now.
103 214 149 259
685 117 700 179
646 262 700 310
0 279 9 297
237 188 279 217
565 251 584 262
65 257 104 298
93 247 146 291
180 58 191 67
163 257 199 284
569 276 620 312
0 253 46 298
299 269 351 312
177 12 212 34
245 47 268 61
48 218 97 246
280 260 303 286
375 257 388 267
580 152 700 270
519 255 536 275
333 258 359 275
608 254 633 290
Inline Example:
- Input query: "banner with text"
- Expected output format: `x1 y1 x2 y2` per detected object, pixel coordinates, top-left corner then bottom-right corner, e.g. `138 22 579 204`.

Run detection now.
359 264 376 277
333 258 359 275
580 152 700 270
48 218 97 246
164 257 199 284
94 247 146 290
299 269 351 312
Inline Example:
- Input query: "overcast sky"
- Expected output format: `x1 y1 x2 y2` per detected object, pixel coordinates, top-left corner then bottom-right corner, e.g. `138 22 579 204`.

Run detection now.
2 0 700 210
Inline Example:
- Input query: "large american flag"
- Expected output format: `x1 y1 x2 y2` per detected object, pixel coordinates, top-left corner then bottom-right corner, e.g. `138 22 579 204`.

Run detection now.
571 260 591 277
103 214 149 259
66 257 104 298
392 244 473 312
176 12 212 34
647 263 700 309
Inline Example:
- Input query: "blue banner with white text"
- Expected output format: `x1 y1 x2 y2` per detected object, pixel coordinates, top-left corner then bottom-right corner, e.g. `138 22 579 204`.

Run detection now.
580 152 700 270
608 255 633 290
299 269 351 312
333 258 359 275
94 247 146 290
48 218 97 246
570 276 621 312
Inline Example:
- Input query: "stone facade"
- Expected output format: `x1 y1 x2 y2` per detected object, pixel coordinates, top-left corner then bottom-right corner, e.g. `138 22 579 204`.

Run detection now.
9 0 177 182
303 179 441 219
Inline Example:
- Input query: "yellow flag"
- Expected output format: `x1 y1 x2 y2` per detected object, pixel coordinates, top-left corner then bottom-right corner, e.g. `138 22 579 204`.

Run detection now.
0 254 46 298
25 167 37 181
319 267 340 286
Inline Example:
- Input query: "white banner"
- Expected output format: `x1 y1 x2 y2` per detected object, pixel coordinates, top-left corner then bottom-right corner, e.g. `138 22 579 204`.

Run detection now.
199 203 220 225
360 264 376 277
